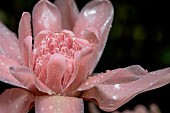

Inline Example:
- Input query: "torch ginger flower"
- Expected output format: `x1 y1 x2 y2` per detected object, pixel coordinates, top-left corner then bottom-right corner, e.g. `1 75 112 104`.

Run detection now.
0 0 170 113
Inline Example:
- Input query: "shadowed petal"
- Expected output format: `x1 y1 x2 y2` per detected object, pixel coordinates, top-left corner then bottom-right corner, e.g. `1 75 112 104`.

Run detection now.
35 95 84 113
0 55 23 87
54 0 79 30
0 22 21 62
81 68 170 112
18 12 32 50
8 62 54 95
32 0 62 37
21 35 32 66
9 66 37 92
0 88 34 113
88 102 101 113
73 0 114 74
45 53 65 94
77 65 147 91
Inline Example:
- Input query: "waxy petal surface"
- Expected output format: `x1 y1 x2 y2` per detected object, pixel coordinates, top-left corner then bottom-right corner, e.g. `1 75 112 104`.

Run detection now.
9 66 36 92
81 68 170 112
0 88 34 113
54 0 79 30
0 55 23 87
0 22 21 62
21 35 32 66
35 95 84 113
77 65 147 91
46 53 65 94
18 12 32 50
32 0 62 36
73 0 114 74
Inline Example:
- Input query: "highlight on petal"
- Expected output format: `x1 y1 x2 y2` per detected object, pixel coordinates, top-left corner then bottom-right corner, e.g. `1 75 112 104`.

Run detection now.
32 0 62 36
54 0 79 30
81 67 170 112
0 88 34 113
45 53 65 94
0 55 23 87
35 95 84 113
73 0 114 74
0 21 21 62
18 12 32 50
77 65 147 91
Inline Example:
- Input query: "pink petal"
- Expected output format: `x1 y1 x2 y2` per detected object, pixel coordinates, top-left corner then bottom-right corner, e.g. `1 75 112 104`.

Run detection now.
0 55 23 87
9 65 37 92
0 22 21 62
35 95 84 113
81 67 170 112
32 0 62 37
45 53 65 94
77 65 147 91
54 0 79 30
21 35 32 66
9 63 54 95
62 47 93 95
0 88 34 113
34 30 51 48
73 0 114 74
18 12 32 50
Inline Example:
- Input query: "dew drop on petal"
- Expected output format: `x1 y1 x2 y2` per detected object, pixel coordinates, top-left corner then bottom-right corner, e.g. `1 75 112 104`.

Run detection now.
8 99 12 103
85 81 89 85
15 105 19 109
112 95 118 100
49 105 54 110
114 84 121 90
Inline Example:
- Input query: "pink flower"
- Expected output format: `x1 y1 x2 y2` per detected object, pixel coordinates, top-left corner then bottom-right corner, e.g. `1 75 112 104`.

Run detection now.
0 0 170 113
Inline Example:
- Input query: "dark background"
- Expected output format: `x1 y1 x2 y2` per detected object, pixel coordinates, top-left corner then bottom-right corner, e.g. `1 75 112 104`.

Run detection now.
0 0 170 113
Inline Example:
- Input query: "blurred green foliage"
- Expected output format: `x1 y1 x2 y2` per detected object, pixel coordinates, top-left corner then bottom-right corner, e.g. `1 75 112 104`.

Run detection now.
0 0 170 113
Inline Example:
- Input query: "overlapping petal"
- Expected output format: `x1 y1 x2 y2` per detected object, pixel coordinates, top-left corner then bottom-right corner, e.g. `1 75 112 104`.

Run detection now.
18 12 32 51
54 0 79 30
46 53 65 94
81 67 170 112
77 65 147 91
32 0 62 36
0 88 34 113
0 55 23 87
73 0 114 74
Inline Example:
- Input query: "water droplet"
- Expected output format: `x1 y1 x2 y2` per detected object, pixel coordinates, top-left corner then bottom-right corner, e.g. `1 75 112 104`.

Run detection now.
41 108 44 111
112 95 118 100
57 100 60 103
58 108 61 111
1 62 4 66
8 99 12 103
15 105 19 109
114 84 120 90
85 82 89 85
49 105 54 110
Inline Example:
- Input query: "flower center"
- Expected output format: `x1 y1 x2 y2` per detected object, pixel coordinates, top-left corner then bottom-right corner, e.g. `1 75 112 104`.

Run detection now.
32 30 87 80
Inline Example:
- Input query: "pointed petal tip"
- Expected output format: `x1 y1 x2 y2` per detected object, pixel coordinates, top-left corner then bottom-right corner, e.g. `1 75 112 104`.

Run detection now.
32 0 62 36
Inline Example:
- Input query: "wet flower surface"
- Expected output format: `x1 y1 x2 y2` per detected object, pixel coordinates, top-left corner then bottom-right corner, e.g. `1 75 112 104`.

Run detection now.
0 0 170 113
